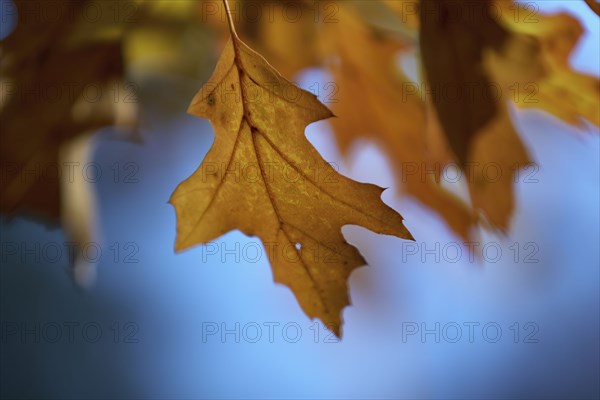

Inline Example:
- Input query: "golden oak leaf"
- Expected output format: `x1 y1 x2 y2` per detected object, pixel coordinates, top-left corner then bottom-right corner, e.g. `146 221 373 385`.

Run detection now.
324 5 475 239
494 1 600 127
169 3 413 337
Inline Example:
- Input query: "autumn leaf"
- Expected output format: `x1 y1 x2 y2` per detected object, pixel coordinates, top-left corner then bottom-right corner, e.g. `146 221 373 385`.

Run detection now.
0 0 209 222
170 0 413 336
0 0 140 286
494 0 600 128
0 0 127 220
419 0 514 166
418 0 545 231
325 4 475 239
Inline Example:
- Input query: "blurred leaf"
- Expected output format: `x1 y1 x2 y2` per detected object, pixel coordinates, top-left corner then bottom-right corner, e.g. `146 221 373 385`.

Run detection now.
419 0 513 165
204 0 321 78
0 0 129 220
0 0 140 289
494 1 600 127
419 0 540 231
383 0 420 39
325 5 475 239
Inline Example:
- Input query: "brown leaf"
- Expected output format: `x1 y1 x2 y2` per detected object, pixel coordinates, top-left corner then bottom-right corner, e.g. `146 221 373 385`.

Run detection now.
418 0 543 231
170 2 413 337
0 0 130 221
419 0 512 166
0 0 140 289
465 105 532 231
325 5 475 239
0 44 125 219
494 1 600 127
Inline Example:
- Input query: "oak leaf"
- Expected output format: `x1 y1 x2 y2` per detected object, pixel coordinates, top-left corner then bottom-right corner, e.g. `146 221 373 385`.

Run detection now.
419 0 543 231
169 3 413 336
0 0 138 286
0 0 128 220
419 0 513 166
324 5 475 239
494 1 600 127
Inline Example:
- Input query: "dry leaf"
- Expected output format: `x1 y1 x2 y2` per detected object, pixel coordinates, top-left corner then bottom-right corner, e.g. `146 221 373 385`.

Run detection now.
464 105 532 231
0 0 139 288
419 0 512 165
170 2 413 336
325 5 475 239
0 43 125 219
494 1 600 127
418 0 543 231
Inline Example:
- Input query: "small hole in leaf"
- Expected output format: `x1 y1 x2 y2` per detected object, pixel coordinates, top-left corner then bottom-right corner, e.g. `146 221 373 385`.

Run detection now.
295 243 302 250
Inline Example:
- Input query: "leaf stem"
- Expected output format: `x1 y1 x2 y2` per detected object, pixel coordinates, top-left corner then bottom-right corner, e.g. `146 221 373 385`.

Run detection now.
222 0 238 38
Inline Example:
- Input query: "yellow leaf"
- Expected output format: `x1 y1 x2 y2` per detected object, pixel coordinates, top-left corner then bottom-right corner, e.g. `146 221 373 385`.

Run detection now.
170 1 413 337
495 0 600 127
325 5 475 239
419 0 538 231
465 105 532 231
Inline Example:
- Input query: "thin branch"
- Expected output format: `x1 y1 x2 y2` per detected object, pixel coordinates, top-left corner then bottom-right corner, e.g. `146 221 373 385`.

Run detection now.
584 0 600 17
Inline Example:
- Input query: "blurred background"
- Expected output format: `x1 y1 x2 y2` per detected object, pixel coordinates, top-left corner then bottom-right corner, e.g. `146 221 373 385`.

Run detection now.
1 1 599 398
